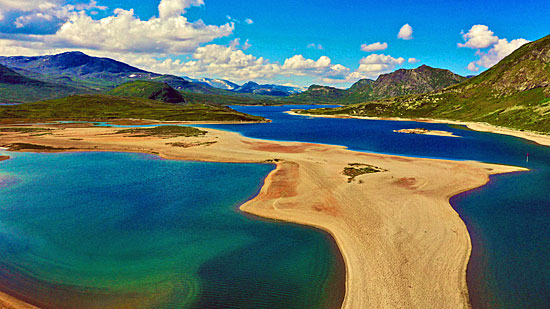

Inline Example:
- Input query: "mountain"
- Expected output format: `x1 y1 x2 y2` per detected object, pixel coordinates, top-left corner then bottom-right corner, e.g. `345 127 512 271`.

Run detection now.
186 77 240 90
347 65 466 101
0 52 225 94
0 51 151 81
291 84 348 102
300 34 550 133
108 81 186 104
233 81 303 96
292 65 465 104
0 64 85 103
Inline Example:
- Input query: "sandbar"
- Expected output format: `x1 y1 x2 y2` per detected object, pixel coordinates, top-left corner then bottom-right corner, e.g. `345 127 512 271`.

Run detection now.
0 124 526 308
393 128 460 137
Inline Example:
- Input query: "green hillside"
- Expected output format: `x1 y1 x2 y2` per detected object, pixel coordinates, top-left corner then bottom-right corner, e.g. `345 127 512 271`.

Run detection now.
0 64 85 103
108 81 186 103
300 35 550 133
0 94 266 123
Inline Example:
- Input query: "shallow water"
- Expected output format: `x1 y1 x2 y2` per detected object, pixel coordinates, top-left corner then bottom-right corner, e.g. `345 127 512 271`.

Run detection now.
198 105 550 308
0 151 344 308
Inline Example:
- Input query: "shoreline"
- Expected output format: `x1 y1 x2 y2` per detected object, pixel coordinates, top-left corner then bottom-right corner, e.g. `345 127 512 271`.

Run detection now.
0 124 526 308
287 111 550 146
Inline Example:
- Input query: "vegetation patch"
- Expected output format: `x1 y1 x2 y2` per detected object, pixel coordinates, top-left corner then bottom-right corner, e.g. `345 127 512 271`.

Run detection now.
2 143 73 151
166 141 217 148
0 127 53 133
115 125 206 138
343 163 386 183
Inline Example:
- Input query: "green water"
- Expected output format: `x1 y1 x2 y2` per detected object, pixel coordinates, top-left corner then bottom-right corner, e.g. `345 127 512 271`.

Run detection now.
0 151 344 308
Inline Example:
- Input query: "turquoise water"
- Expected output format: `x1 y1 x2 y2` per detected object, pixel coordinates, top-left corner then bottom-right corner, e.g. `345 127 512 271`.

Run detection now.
198 105 550 308
0 151 344 308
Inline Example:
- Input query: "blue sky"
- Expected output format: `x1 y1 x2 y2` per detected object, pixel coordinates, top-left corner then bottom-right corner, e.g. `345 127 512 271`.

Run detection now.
0 0 549 87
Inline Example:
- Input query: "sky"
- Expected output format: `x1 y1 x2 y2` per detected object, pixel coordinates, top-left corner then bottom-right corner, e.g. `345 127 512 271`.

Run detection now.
0 0 549 88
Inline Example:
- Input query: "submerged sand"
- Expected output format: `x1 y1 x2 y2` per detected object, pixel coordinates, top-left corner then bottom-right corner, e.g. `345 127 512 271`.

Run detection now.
0 124 526 308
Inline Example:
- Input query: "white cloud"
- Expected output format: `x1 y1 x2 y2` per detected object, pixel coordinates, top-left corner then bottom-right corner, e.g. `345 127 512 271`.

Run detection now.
467 62 479 72
282 55 331 73
408 57 419 64
459 25 530 72
467 37 529 71
307 43 323 50
0 0 108 33
0 2 234 54
360 42 387 52
242 39 252 50
458 25 499 49
0 0 63 12
397 23 413 40
357 54 405 74
244 18 253 24
158 0 203 19
14 12 54 28
323 53 407 84
0 1 412 86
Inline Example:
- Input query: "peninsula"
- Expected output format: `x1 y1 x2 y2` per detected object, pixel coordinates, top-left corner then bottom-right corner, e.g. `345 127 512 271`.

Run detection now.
0 122 524 308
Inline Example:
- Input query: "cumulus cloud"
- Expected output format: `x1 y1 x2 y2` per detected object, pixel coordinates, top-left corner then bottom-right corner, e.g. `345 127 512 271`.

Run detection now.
397 23 413 40
357 54 405 75
0 0 106 34
469 38 529 71
458 25 498 49
0 1 411 86
408 57 419 64
360 42 387 52
459 25 530 71
0 0 233 54
467 62 479 72
244 18 253 24
158 0 203 19
0 0 63 12
307 43 323 50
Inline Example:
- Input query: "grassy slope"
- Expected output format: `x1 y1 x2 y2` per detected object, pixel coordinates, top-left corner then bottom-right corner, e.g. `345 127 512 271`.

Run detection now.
0 65 86 103
0 94 266 122
108 81 185 103
302 35 550 133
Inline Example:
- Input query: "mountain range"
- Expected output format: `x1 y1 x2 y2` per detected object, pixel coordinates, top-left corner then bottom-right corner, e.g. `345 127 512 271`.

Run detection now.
0 52 305 100
292 65 466 103
301 34 550 133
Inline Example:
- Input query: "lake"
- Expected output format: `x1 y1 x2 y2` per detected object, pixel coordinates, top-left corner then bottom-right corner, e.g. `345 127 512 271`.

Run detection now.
198 105 550 308
0 151 344 308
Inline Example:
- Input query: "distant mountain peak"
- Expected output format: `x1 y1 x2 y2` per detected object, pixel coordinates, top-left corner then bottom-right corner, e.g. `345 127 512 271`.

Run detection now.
0 51 149 79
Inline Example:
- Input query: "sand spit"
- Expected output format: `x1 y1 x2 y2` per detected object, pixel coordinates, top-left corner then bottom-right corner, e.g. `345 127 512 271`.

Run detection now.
0 124 526 308
288 111 550 146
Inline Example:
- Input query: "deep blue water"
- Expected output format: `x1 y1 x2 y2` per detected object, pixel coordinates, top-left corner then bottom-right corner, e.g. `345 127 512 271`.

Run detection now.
196 105 550 308
0 151 344 308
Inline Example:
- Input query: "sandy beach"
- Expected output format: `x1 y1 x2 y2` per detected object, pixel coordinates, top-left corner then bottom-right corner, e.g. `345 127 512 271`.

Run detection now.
0 124 525 308
288 111 550 146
